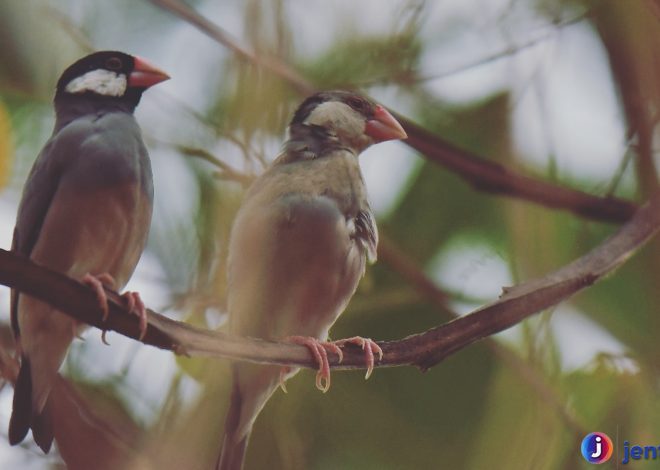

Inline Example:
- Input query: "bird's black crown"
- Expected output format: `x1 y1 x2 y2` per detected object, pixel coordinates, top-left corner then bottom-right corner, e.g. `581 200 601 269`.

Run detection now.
56 51 136 94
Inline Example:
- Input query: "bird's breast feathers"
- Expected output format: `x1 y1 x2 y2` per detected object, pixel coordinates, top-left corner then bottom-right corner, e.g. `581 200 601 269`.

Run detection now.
55 113 152 190
255 148 368 213
20 110 152 281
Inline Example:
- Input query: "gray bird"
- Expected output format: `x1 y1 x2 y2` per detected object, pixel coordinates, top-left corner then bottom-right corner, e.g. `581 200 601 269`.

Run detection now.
8 51 168 452
218 91 407 470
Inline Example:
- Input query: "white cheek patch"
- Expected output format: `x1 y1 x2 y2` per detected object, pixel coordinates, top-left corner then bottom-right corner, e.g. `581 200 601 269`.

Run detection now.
305 101 368 147
64 69 127 97
305 101 362 131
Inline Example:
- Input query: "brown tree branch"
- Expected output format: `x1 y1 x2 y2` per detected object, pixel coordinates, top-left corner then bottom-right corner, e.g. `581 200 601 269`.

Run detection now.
1 194 658 372
150 0 639 225
594 2 660 196
399 117 638 224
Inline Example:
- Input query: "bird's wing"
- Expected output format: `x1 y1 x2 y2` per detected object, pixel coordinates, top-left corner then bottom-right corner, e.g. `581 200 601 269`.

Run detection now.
10 130 74 337
354 208 378 263
8 122 84 450
9 113 151 450
9 115 148 336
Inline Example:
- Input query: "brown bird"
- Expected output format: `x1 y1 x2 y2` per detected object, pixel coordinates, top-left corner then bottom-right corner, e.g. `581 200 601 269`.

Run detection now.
9 51 168 453
218 91 407 469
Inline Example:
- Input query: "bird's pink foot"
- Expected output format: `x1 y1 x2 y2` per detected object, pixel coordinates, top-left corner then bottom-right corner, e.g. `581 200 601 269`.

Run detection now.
333 337 383 379
82 273 114 321
121 291 148 340
284 336 343 393
83 273 147 341
83 272 116 345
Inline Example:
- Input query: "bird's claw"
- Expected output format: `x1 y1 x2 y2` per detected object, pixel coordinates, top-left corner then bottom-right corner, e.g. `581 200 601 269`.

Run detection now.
83 273 147 341
333 337 383 379
82 273 113 321
284 336 343 393
101 330 110 345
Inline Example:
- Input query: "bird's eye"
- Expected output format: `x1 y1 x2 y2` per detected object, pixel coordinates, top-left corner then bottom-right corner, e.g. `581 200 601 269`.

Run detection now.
347 96 368 112
105 57 123 70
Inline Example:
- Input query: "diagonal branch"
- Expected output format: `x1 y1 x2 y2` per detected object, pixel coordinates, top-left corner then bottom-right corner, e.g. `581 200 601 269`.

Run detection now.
1 194 658 371
399 117 639 224
149 0 314 95
150 0 639 225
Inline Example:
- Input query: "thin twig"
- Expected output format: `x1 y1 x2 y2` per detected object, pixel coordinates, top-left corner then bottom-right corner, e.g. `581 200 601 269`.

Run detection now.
357 13 588 87
44 5 94 52
149 0 314 95
177 145 253 186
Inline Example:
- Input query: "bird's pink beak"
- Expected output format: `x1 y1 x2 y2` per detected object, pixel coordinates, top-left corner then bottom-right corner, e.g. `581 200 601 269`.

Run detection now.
128 56 170 89
365 105 408 142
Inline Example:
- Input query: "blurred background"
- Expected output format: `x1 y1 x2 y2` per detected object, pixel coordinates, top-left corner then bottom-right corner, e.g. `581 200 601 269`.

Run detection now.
0 0 658 468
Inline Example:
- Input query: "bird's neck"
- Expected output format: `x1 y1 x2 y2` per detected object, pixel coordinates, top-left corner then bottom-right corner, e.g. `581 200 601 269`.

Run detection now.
53 92 139 131
277 124 355 165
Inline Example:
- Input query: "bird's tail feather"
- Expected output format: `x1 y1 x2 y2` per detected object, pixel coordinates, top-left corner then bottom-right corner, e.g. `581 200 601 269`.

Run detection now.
9 357 32 446
217 363 282 470
31 404 54 453
217 374 249 470
8 356 54 453
217 431 248 470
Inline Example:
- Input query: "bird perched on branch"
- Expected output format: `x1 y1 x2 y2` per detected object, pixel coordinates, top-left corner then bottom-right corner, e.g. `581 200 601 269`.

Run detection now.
218 91 407 470
8 51 168 452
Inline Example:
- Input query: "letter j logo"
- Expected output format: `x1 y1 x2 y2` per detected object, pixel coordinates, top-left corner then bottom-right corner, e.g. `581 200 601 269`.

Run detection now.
581 432 613 464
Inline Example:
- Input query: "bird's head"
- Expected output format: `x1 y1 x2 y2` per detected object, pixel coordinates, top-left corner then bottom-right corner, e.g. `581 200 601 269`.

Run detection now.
55 51 169 108
289 91 407 154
